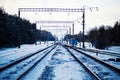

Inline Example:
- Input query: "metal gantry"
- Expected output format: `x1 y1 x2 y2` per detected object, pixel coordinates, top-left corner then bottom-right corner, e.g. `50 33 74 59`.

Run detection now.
36 20 73 43
18 7 98 48
36 21 73 24
36 20 73 35
18 8 84 13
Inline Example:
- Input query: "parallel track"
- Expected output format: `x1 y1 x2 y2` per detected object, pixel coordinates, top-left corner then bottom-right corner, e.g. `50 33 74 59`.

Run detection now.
74 47 120 73
0 45 56 80
63 45 101 80
64 45 120 79
0 45 53 71
1 44 119 80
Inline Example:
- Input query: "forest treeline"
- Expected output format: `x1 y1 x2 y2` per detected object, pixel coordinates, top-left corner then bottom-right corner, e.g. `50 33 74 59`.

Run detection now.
1 7 120 49
0 8 55 48
87 21 120 49
64 21 120 49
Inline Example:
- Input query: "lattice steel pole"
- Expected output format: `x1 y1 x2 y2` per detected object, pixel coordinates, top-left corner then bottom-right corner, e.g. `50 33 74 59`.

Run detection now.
72 23 74 47
18 10 21 48
82 6 98 48
82 9 85 48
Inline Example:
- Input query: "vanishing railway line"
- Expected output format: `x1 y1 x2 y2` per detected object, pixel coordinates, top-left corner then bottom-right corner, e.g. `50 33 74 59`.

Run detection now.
64 45 120 80
0 43 120 80
0 44 56 80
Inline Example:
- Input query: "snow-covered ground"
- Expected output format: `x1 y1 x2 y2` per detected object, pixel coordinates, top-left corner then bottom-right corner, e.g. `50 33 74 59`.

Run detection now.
76 42 120 53
0 43 55 80
77 48 120 68
0 42 120 80
107 46 120 53
75 42 120 69
69 48 120 80
0 43 52 69
37 45 93 80
0 43 94 80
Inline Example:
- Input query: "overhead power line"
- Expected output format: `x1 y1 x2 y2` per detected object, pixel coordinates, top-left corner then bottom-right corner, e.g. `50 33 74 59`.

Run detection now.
18 7 98 48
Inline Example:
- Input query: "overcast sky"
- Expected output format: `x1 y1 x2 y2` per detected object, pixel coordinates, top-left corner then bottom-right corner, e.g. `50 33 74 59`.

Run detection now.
0 0 120 35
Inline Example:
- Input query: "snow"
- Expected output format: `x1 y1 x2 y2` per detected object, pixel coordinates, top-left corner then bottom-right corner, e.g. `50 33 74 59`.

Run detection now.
107 46 120 53
75 42 120 69
76 42 120 69
77 49 120 69
85 42 120 54
20 45 94 80
38 45 93 80
53 62 91 80
0 52 40 79
77 42 120 53
21 46 56 80
0 43 52 68
0 42 120 80
69 48 120 80
0 43 53 80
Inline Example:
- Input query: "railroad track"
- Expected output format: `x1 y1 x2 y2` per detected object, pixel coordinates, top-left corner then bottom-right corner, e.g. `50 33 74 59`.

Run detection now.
37 44 100 80
63 45 120 80
65 45 120 69
63 45 101 80
0 45 56 80
1 43 119 80
75 46 120 69
0 44 53 71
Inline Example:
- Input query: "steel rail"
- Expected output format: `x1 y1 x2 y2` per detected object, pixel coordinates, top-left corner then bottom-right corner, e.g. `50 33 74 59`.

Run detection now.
0 44 54 72
68 46 120 74
15 45 56 80
63 45 101 80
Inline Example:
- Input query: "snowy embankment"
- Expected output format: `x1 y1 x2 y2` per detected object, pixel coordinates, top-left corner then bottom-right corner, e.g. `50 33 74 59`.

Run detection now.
0 43 52 68
80 49 120 69
75 42 120 69
107 46 120 53
37 45 93 80
76 42 120 53
0 42 120 80
0 43 94 80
